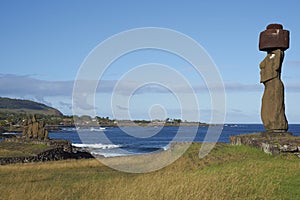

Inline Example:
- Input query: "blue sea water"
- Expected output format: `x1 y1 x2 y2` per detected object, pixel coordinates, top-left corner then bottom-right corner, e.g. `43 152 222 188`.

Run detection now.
48 124 300 158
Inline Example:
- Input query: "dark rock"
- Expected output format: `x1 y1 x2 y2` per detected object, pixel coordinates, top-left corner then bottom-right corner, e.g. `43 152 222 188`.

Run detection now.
0 138 93 165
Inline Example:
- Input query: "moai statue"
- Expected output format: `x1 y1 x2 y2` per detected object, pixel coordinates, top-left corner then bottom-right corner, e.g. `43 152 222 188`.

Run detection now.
27 117 33 138
259 24 289 132
44 129 49 140
22 118 28 138
38 120 45 140
31 115 39 139
37 120 49 140
22 115 49 140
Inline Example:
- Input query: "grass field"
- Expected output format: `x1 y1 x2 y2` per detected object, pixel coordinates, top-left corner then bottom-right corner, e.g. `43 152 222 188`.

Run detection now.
0 143 300 200
0 141 52 157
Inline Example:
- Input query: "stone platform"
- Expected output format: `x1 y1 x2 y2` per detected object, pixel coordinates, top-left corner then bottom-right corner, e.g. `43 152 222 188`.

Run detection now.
230 132 300 157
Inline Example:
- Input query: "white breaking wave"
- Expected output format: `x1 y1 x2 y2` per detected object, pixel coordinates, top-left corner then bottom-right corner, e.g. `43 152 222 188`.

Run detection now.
1 132 18 135
73 127 106 131
89 127 106 131
92 152 130 158
61 127 77 131
72 143 122 149
162 144 170 151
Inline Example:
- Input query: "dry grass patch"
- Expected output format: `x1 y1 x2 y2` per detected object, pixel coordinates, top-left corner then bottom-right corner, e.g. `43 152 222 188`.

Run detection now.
0 143 300 200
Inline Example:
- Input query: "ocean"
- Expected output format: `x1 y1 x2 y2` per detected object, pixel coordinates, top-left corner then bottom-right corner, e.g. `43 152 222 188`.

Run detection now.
48 124 300 158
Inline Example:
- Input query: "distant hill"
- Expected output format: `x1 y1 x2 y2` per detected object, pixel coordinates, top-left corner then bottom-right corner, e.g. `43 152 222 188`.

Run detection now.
0 97 63 116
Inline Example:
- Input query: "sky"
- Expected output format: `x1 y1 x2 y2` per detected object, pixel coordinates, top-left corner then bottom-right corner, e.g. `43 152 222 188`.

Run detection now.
0 0 300 123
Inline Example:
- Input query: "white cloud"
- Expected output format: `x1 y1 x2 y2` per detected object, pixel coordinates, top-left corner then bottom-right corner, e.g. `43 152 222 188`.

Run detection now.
1 74 300 122
116 105 128 111
59 101 72 110
286 60 300 67
2 74 300 98
224 83 262 92
0 74 73 96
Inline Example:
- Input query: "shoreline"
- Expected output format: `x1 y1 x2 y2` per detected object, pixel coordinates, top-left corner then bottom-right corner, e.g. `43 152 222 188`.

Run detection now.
0 138 93 165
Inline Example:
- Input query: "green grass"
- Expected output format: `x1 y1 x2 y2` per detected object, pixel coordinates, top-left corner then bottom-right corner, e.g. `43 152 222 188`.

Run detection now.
0 141 52 157
0 149 34 157
0 143 299 199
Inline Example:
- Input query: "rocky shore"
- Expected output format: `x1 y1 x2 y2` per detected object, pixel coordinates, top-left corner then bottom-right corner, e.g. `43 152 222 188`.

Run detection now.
0 138 93 165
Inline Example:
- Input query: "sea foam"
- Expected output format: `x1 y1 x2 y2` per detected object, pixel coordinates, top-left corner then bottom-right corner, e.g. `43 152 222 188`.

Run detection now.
72 143 121 149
